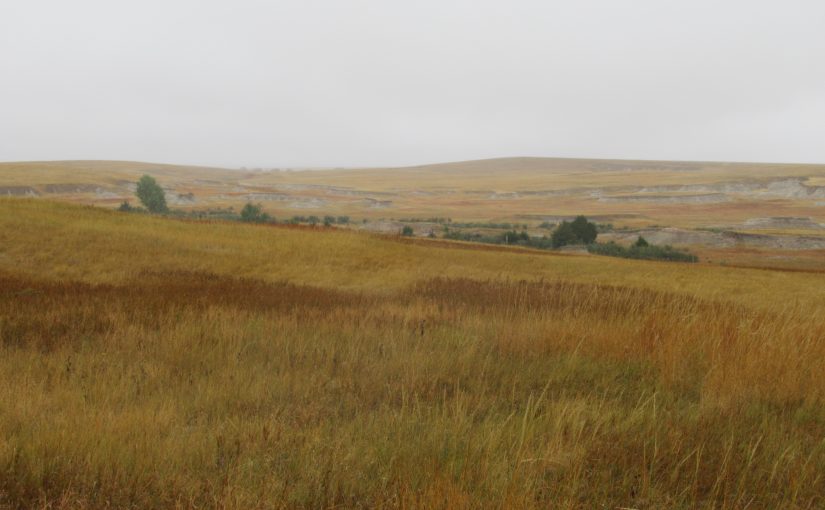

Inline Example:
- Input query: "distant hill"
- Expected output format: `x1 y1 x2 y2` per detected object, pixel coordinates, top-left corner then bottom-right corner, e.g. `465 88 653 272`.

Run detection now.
2 157 824 232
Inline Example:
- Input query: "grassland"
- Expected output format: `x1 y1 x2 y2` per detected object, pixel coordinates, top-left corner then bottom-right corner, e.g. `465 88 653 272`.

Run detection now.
1 198 825 508
5 157 825 272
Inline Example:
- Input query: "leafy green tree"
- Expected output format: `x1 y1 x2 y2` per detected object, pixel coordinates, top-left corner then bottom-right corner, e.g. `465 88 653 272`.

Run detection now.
135 175 168 213
552 216 598 248
308 216 320 225
240 202 271 223
634 236 649 248
551 222 578 248
401 225 414 236
323 215 336 226
337 216 350 224
570 215 598 244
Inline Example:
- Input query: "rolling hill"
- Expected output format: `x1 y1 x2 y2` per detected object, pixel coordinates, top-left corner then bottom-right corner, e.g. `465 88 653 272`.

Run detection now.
1 198 824 507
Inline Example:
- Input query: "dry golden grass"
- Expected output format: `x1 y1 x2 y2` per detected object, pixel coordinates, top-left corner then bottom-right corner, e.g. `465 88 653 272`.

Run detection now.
695 247 825 272
1 200 824 309
0 160 235 187
245 156 825 191
1 199 825 508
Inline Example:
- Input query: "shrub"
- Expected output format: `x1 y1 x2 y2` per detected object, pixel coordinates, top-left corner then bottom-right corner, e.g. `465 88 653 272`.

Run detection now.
337 216 350 224
118 201 133 212
401 226 414 236
588 241 697 262
240 203 271 223
500 230 529 244
308 216 320 225
451 222 514 229
135 175 168 213
634 236 649 248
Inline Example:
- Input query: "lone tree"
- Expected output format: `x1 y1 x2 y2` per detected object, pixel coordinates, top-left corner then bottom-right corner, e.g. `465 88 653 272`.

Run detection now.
570 215 598 244
401 225 414 236
551 222 578 248
135 175 168 213
551 215 598 248
240 202 271 223
634 236 649 248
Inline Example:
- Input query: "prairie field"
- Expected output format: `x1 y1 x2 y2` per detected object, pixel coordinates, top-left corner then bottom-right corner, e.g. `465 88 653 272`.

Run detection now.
4 158 825 271
1 199 825 508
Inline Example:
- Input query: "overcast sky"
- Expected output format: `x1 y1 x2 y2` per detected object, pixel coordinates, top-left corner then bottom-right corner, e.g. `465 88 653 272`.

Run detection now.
2 0 824 168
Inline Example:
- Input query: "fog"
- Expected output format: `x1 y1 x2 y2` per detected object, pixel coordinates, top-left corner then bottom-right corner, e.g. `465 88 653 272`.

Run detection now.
2 0 824 167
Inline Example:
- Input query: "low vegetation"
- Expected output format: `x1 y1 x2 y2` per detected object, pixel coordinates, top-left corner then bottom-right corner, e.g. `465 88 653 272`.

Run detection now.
444 228 547 248
450 221 526 230
397 217 451 224
1 199 824 508
239 202 273 223
588 236 699 263
442 216 600 252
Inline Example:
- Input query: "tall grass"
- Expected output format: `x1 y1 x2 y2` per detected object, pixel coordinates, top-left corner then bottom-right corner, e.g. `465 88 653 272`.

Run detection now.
1 272 824 508
1 199 824 508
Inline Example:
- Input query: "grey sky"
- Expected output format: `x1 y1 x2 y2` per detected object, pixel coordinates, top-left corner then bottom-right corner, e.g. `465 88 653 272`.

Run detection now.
2 0 824 167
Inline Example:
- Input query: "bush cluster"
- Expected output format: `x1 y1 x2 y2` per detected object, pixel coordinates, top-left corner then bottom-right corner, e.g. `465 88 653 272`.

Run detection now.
397 217 451 224
450 221 526 229
443 229 555 249
288 215 350 226
587 239 698 262
240 203 273 223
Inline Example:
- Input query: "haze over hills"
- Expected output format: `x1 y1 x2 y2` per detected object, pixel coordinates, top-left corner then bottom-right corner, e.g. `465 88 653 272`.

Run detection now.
2 157 825 224
5 0 825 506
380 156 825 175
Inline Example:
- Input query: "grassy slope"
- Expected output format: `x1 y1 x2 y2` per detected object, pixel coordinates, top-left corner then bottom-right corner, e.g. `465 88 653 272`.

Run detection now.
1 199 825 508
8 158 823 191
0 160 236 186
1 199 823 309
246 157 825 191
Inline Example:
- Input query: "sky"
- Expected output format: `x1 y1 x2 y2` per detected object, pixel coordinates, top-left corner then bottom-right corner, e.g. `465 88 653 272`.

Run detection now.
1 0 824 168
